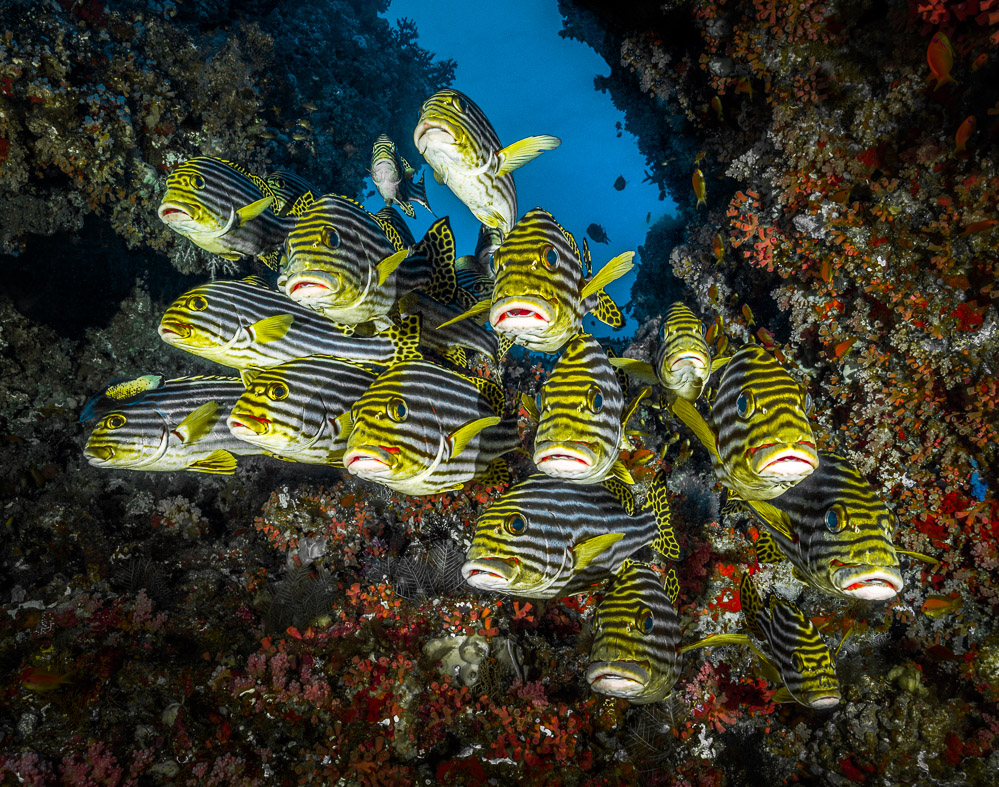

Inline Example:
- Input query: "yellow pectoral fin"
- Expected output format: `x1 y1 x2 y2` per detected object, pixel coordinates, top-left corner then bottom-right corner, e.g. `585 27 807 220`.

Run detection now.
610 460 635 485
438 299 491 329
609 357 660 386
448 416 500 457
237 196 274 225
580 251 635 302
671 398 719 460
520 392 540 420
710 356 731 374
572 532 625 572
250 314 294 343
621 387 651 429
897 549 940 566
747 501 794 542
333 411 353 439
376 248 411 286
188 449 237 474
326 449 346 468
495 134 562 177
175 400 220 444
679 633 752 654
770 687 797 704
240 368 264 388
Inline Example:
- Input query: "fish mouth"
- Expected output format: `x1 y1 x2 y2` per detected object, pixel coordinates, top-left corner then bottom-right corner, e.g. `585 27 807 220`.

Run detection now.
414 120 456 156
830 563 904 600
802 689 842 709
461 557 519 590
748 441 818 480
490 297 553 334
585 660 651 697
284 272 342 303
84 444 115 464
668 351 709 372
157 200 199 226
534 442 596 478
227 411 271 437
157 320 193 342
343 445 398 476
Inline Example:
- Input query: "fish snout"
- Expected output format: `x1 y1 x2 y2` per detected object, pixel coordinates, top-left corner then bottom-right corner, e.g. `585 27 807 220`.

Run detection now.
461 556 519 591
84 444 115 464
227 411 271 437
585 660 651 699
284 271 342 302
749 440 819 481
830 563 904 600
534 441 596 478
342 445 397 477
157 320 193 342
490 296 553 335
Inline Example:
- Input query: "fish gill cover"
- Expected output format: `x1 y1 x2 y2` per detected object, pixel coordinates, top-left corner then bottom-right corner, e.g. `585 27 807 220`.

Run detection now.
1 1 998 786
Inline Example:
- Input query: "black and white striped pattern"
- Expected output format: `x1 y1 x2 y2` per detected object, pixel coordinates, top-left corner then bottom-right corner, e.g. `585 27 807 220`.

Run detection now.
227 356 377 465
490 208 587 353
462 475 659 599
414 89 519 234
343 360 518 496
587 562 682 704
397 290 499 362
83 377 262 473
158 156 295 261
158 278 407 369
534 333 625 483
655 302 713 402
749 451 902 600
711 345 818 500
265 170 319 216
740 573 840 709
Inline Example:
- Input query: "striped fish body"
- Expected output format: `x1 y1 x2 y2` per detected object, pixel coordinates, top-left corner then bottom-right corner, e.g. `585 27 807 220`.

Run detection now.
454 224 500 300
655 303 714 402
157 278 417 369
396 289 498 364
489 208 631 353
461 475 668 599
227 356 376 465
158 156 295 265
264 170 319 217
83 377 261 474
740 574 840 709
370 134 432 218
279 197 455 328
414 89 518 234
533 333 625 483
343 361 518 495
710 346 818 499
587 563 681 704
748 451 903 600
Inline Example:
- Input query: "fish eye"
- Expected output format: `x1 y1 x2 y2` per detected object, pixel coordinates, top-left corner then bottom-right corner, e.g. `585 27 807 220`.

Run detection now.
320 226 340 249
387 397 408 422
535 392 544 413
104 414 126 430
659 321 668 340
188 295 208 312
824 503 848 532
637 609 654 635
267 382 289 401
505 513 527 535
803 391 814 415
191 174 206 190
541 245 559 270
736 390 755 418
451 95 463 112
587 386 604 413
791 652 806 672
488 252 497 275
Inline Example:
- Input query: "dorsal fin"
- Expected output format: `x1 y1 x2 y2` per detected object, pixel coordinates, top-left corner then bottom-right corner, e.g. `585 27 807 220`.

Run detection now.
739 573 766 641
646 470 680 560
664 567 680 606
455 372 505 415
603 477 635 517
420 217 457 303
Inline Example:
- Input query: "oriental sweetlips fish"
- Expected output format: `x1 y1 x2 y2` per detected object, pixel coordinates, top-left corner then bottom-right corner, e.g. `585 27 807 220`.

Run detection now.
157 277 422 372
343 360 519 496
611 302 728 404
521 333 644 485
158 156 300 268
462 471 680 599
672 345 818 501
446 208 632 354
587 561 682 704
370 134 433 218
227 357 377 466
279 197 457 329
394 289 498 367
739 573 840 708
83 377 263 474
414 88 560 235
454 224 502 300
264 169 319 217
746 451 903 600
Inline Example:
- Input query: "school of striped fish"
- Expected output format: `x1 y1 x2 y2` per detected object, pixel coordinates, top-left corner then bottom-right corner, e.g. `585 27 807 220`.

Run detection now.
81 88 921 712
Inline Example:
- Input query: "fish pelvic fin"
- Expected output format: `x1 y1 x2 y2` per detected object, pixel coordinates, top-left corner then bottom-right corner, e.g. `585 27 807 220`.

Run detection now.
188 449 237 474
739 573 766 641
495 135 562 177
438 299 491 329
671 398 719 462
572 532 625 572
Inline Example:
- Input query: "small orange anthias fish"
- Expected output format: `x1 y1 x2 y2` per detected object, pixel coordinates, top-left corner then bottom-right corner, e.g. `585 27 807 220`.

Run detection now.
971 52 988 72
927 32 956 90
712 233 725 264
693 168 707 209
20 667 73 692
921 594 963 619
955 116 976 153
